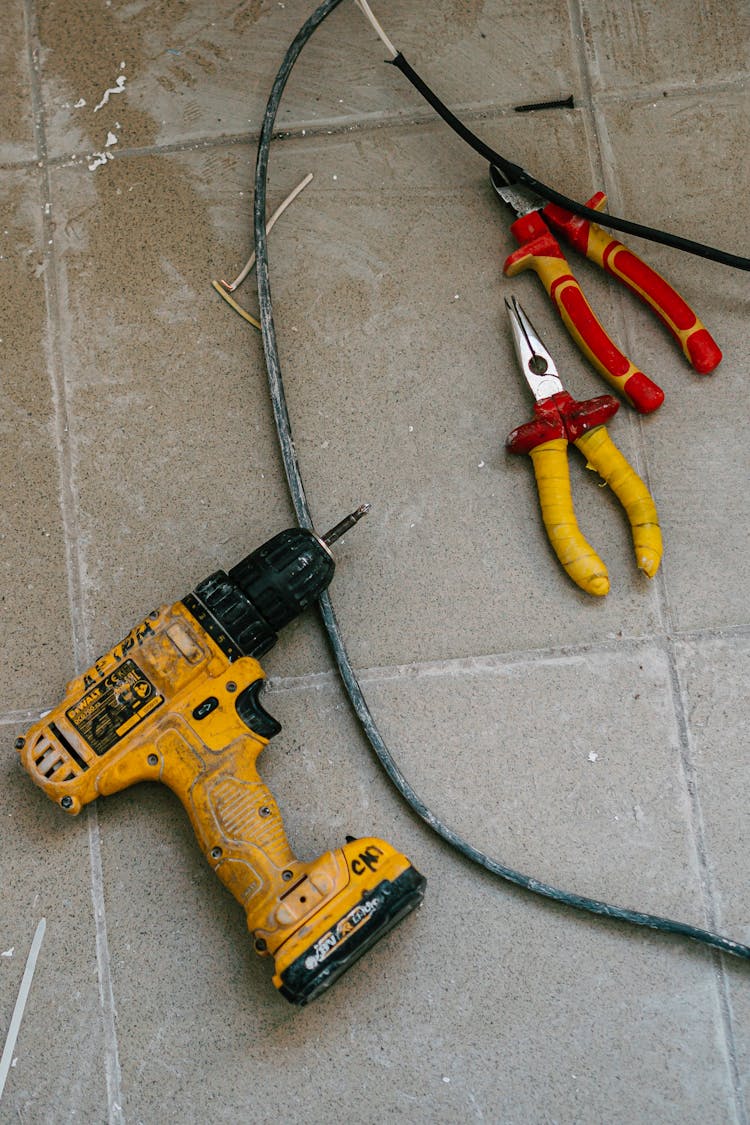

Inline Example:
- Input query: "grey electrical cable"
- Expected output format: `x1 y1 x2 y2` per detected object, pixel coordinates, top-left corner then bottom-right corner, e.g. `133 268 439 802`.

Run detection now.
253 0 750 960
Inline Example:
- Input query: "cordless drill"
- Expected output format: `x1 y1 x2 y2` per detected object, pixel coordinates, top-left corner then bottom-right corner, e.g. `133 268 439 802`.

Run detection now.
16 508 425 1005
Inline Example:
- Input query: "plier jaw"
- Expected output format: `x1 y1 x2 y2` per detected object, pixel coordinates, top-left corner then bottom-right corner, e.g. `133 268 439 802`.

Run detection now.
504 295 564 402
490 164 722 408
505 296 619 452
490 164 543 218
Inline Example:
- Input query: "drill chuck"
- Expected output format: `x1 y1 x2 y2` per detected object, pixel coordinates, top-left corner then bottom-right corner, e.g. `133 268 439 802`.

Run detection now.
183 508 367 660
229 528 334 633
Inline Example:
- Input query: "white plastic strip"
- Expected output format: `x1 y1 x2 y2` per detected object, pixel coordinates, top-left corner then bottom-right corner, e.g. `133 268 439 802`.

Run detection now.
0 918 46 1102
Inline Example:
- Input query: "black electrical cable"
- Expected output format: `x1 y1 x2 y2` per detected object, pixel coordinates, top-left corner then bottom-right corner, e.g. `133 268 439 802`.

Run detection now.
390 53 750 272
253 0 750 960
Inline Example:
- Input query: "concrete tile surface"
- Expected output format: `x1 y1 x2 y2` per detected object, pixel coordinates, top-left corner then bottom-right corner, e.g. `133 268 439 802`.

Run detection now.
0 6 35 165
36 0 581 156
97 672 731 1124
0 169 74 713
675 635 750 1107
600 89 750 633
580 0 750 93
0 719 109 1120
2 1 748 1123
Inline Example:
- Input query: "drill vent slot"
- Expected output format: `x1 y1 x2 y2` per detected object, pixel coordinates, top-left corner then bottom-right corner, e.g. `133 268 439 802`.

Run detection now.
33 723 90 778
36 750 64 778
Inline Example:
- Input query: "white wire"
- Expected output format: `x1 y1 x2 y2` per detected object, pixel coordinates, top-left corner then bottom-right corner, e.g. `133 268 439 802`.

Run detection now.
222 172 314 291
353 0 398 58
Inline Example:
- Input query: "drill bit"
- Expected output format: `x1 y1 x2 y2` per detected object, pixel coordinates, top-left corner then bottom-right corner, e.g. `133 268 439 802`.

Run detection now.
322 504 371 546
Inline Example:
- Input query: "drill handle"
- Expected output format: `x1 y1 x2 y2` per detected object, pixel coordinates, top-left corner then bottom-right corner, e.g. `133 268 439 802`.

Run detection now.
167 728 298 910
89 667 298 915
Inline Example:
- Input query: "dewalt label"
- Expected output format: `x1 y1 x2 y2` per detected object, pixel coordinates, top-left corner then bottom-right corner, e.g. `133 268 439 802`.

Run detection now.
66 659 164 756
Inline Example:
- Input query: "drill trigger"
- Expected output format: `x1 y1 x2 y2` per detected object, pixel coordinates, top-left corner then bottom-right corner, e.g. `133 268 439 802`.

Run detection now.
235 678 281 740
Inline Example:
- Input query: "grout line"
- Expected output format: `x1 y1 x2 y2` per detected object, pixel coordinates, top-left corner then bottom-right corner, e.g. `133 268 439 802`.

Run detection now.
564 6 745 1119
87 806 125 1125
4 621 749 723
22 2 88 683
567 0 671 639
664 643 748 1125
267 622 750 692
22 3 124 1121
266 631 659 694
1 67 746 175
591 74 750 107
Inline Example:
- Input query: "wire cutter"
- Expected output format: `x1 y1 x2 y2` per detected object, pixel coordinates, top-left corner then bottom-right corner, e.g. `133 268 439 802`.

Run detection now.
505 295 662 596
491 166 722 415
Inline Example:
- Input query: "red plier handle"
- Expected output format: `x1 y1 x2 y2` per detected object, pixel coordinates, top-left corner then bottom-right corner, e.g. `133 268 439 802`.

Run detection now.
503 195 723 413
504 211 664 413
543 192 722 375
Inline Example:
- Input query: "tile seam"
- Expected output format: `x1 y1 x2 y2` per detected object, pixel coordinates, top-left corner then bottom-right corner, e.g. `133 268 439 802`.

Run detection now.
21 5 87 689
23 2 124 1121
664 642 747 1124
570 4 743 1115
87 807 125 1125
567 0 669 643
267 631 666 693
2 65 745 173
5 622 749 722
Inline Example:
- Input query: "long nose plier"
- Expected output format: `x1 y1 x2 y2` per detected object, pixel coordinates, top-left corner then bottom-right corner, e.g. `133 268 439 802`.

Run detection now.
505 296 662 596
491 166 722 414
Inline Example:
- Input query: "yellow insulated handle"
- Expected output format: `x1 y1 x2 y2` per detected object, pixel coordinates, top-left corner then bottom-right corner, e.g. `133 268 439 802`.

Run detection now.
574 427 663 578
528 438 610 596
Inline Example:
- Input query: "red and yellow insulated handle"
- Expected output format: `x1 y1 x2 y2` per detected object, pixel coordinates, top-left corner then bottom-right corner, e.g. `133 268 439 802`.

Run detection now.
528 438 611 596
574 427 662 580
543 193 722 375
504 212 664 413
508 393 663 596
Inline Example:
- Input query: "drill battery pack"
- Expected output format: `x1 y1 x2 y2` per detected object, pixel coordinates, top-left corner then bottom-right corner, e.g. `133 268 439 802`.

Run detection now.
272 849 426 1005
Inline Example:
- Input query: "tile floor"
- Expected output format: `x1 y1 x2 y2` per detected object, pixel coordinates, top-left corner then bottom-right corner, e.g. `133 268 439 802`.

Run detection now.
1 1 748 1122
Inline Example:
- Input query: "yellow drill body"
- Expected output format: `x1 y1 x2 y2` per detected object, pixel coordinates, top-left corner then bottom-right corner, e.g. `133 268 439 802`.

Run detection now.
17 522 425 1004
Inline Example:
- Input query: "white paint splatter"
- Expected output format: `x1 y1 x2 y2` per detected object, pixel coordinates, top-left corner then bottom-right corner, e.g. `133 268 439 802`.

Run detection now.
588 751 598 762
74 97 86 108
105 131 118 147
93 74 126 112
1 949 13 958
88 151 113 171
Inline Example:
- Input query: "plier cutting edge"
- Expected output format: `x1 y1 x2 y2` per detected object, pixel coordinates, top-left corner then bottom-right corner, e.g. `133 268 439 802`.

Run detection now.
505 296 662 596
491 166 722 414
